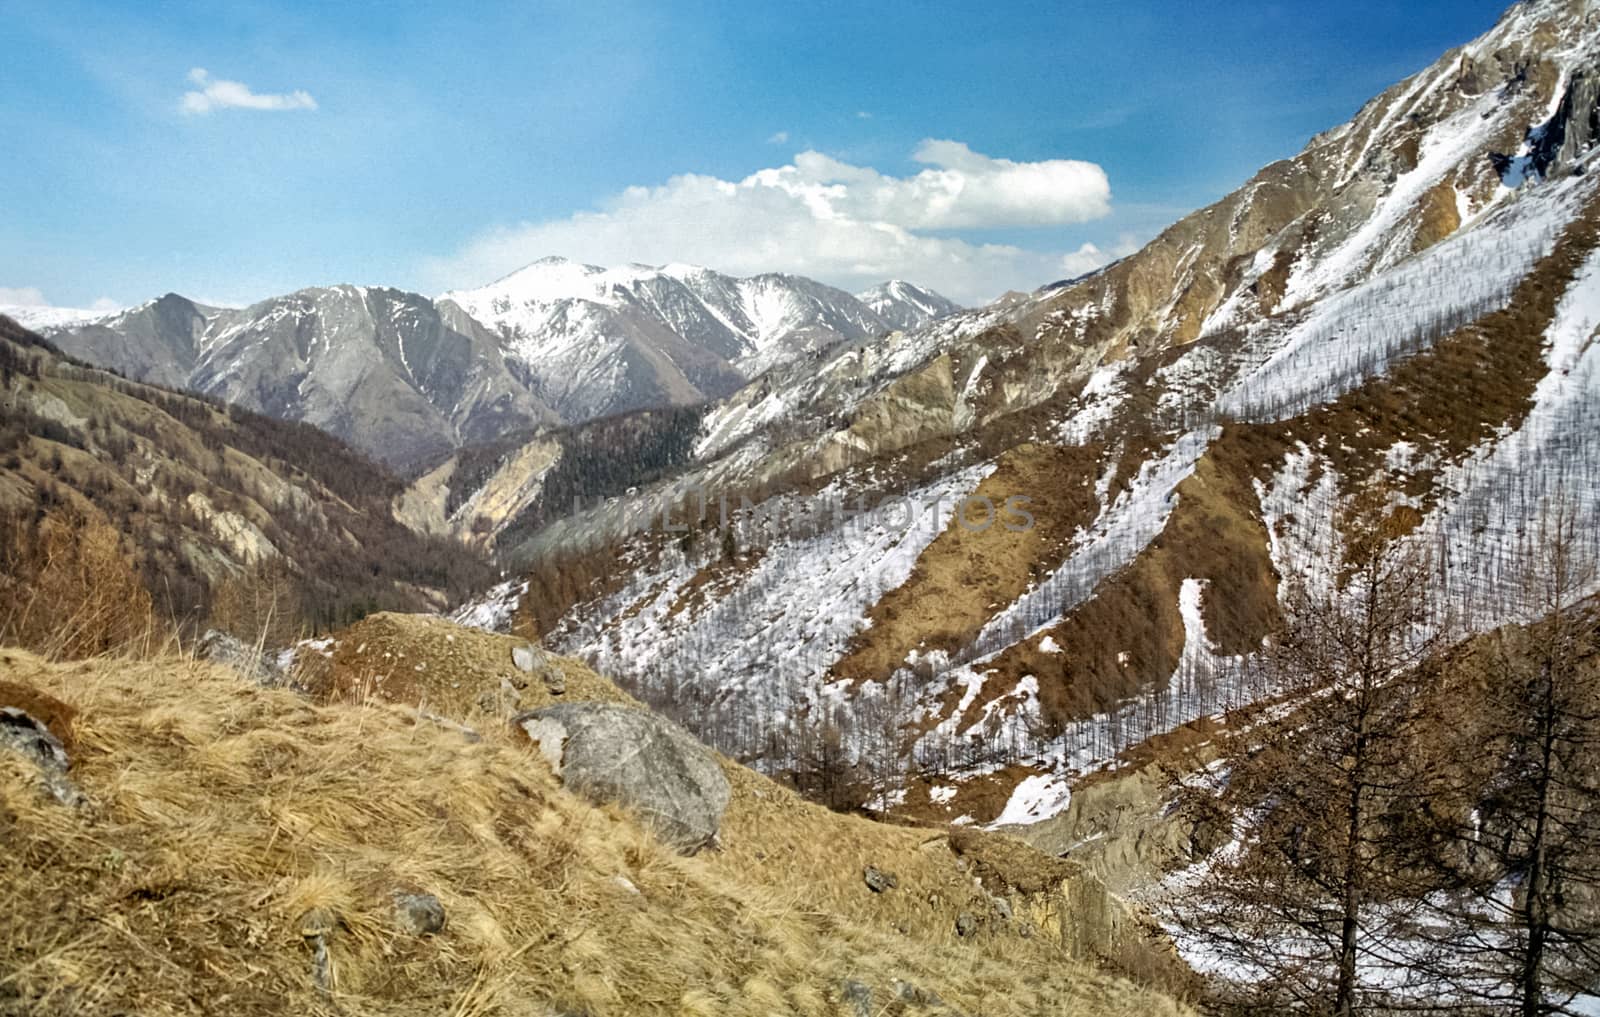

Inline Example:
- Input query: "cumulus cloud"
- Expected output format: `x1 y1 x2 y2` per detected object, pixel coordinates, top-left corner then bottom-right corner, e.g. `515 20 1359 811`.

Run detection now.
767 131 789 144
180 68 317 115
0 289 121 325
429 141 1115 305
0 286 47 306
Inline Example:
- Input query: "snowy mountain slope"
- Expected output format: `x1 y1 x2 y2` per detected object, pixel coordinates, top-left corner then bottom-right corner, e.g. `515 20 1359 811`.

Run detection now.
465 0 1600 822
35 294 232 389
0 303 125 332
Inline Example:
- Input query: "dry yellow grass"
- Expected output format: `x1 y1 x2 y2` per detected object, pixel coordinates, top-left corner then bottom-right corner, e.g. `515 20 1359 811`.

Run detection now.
0 631 1192 1017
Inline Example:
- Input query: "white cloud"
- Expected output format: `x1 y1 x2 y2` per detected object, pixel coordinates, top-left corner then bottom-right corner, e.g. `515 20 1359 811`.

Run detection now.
428 141 1115 305
0 287 47 306
1059 243 1107 277
767 131 789 144
0 288 120 311
180 68 317 115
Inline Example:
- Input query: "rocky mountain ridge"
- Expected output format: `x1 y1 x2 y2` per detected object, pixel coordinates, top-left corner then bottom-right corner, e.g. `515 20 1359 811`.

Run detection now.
30 264 959 468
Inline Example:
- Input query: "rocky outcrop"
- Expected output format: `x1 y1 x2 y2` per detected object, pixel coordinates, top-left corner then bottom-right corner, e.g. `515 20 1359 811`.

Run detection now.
196 629 286 687
514 703 731 853
945 827 1184 980
1530 67 1600 177
1008 764 1200 896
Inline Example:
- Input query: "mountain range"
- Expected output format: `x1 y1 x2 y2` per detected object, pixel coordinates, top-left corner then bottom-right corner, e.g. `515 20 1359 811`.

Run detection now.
11 263 959 467
433 0 1600 828
6 0 1599 848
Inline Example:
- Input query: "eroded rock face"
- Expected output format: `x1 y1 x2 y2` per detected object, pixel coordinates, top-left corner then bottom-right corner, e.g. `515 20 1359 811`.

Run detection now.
1008 763 1200 896
513 703 730 853
1529 68 1600 178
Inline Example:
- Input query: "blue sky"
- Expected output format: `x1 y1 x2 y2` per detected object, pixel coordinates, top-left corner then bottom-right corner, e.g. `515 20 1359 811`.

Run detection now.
1 0 1511 308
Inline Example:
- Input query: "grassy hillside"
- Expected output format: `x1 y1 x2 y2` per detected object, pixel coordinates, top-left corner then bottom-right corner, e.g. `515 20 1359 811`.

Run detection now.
0 615 1193 1016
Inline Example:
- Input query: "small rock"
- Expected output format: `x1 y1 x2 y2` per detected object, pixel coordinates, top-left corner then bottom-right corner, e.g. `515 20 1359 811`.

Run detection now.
613 875 640 895
512 643 566 694
863 865 898 893
392 891 446 936
893 980 945 1007
298 907 338 993
993 896 1013 922
955 911 978 938
840 980 874 1017
542 666 567 696
511 643 546 673
405 707 482 743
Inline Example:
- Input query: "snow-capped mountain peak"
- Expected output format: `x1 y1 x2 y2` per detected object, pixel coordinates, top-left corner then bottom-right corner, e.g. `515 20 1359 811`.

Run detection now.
855 279 963 330
439 259 961 420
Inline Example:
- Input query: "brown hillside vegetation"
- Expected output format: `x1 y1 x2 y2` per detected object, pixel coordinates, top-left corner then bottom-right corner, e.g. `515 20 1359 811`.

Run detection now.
0 314 490 644
833 442 1105 685
0 622 1192 1017
987 441 1280 731
292 612 635 718
968 185 1600 736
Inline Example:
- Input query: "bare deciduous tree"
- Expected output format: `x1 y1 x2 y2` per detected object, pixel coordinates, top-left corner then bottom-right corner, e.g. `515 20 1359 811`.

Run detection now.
1175 497 1452 1014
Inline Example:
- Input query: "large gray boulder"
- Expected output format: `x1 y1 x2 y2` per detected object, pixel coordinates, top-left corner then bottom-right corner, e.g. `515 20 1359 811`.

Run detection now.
514 703 730 853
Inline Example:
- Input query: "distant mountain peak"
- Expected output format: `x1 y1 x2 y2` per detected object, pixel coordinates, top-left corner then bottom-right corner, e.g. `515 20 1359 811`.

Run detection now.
854 280 962 330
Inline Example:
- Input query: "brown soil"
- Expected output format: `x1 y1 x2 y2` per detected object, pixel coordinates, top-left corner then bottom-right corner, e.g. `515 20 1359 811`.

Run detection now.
0 671 78 750
294 612 633 721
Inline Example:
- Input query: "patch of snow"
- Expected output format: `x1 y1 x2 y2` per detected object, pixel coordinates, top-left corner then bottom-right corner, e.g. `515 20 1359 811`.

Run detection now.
988 772 1072 828
451 579 527 633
